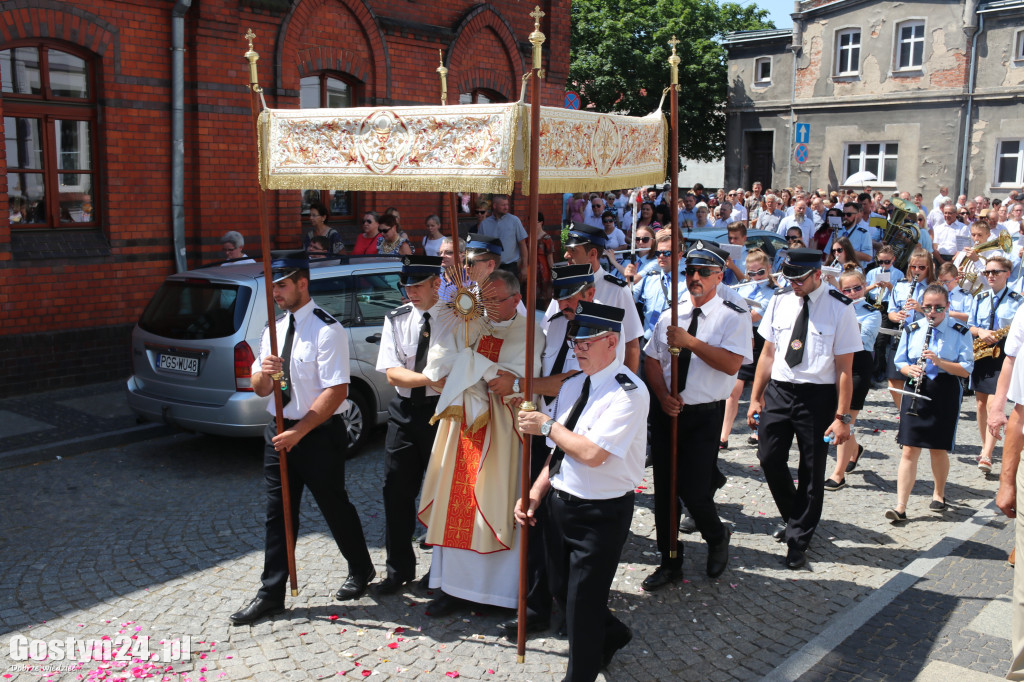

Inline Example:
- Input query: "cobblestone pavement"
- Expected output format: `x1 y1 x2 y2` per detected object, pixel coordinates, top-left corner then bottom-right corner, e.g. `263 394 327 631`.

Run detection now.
0 384 1015 680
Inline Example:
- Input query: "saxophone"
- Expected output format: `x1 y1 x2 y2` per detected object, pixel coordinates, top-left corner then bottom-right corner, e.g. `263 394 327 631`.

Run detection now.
974 325 1011 360
906 318 934 417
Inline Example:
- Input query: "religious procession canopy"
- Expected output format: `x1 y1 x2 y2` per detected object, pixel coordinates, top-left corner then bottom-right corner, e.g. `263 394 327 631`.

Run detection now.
256 102 667 195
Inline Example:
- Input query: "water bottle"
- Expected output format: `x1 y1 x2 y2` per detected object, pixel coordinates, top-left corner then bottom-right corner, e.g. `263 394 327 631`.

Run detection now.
753 412 760 433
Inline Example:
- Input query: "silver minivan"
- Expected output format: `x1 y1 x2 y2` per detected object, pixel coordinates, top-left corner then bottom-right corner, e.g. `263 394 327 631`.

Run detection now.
125 257 403 454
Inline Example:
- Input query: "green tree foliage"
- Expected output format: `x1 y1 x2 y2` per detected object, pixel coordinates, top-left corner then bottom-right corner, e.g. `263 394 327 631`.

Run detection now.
570 0 773 163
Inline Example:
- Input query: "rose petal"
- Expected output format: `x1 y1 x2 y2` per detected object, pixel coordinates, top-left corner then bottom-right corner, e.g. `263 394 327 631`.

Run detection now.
445 672 460 678
387 643 398 649
329 615 340 621
360 671 372 677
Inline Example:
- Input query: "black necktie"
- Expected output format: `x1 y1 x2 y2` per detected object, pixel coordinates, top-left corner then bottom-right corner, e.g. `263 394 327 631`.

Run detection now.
544 323 573 407
785 296 810 367
548 376 590 478
280 313 295 406
677 307 702 392
410 312 431 401
991 290 1006 330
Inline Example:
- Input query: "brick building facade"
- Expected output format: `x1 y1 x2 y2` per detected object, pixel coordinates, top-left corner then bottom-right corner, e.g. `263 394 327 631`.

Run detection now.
0 0 568 396
722 0 1024 198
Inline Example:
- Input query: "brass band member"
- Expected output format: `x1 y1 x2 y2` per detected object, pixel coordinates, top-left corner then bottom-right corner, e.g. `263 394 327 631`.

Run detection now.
886 284 973 523
886 248 936 409
969 255 1023 473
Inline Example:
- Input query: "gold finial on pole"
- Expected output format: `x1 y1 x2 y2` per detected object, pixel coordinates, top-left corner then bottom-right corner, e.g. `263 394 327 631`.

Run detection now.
244 28 262 92
668 35 681 86
436 49 448 106
528 6 546 77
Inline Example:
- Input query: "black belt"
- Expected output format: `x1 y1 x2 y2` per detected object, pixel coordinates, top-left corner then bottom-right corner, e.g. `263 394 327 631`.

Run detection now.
283 414 342 431
398 394 440 408
552 488 634 504
682 400 723 414
770 379 834 391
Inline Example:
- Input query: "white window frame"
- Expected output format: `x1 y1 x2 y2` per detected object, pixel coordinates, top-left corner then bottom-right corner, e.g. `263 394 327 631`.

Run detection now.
1015 30 1024 62
835 28 861 76
996 139 1024 186
754 57 771 85
894 20 925 71
843 142 899 185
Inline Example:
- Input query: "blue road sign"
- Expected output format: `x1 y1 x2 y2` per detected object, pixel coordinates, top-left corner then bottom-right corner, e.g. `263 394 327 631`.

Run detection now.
794 143 809 164
565 91 581 110
795 122 810 144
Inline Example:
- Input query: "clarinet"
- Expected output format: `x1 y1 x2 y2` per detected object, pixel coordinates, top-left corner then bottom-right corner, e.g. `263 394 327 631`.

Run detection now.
906 318 934 417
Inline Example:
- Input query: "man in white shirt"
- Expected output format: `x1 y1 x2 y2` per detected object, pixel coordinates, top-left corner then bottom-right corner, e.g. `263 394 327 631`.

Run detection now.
932 186 950 211
933 203 970 264
928 196 954 233
776 199 816 245
728 189 748 223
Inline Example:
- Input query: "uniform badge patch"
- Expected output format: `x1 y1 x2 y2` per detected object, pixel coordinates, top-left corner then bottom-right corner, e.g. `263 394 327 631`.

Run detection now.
790 339 803 351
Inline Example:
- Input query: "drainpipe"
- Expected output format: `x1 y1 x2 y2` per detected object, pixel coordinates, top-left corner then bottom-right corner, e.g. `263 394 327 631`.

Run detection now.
171 0 191 273
787 3 802 188
958 2 982 198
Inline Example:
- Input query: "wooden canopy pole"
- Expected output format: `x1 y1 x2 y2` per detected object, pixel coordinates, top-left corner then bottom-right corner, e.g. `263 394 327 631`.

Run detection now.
244 29 299 596
667 36 682 560
437 52 462 267
515 5 546 664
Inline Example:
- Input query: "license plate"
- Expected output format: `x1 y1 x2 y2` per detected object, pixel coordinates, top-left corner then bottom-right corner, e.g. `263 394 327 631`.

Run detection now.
157 353 199 376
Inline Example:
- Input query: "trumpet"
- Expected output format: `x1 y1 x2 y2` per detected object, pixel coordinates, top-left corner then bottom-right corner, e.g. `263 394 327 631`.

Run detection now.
974 325 1011 360
906 318 935 417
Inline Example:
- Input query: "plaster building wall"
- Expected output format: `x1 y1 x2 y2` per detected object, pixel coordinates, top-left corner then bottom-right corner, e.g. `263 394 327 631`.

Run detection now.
723 0 1024 200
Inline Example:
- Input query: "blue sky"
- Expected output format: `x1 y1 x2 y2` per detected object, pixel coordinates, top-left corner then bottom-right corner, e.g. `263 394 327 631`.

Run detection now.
747 0 795 29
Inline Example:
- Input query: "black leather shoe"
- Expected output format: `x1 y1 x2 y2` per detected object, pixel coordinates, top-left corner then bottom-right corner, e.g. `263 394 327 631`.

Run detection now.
497 613 550 640
601 625 633 668
715 470 728 490
678 516 698 534
425 592 465 617
641 565 683 591
785 547 806 570
771 526 786 542
373 575 412 596
229 597 284 625
335 567 375 601
706 529 731 579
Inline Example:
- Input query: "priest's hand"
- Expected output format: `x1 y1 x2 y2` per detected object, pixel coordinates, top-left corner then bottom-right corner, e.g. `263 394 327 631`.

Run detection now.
487 370 517 397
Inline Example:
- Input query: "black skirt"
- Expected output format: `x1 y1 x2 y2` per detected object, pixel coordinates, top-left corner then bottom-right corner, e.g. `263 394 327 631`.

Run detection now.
885 338 904 381
737 333 765 382
850 350 874 411
971 354 1005 394
897 372 963 451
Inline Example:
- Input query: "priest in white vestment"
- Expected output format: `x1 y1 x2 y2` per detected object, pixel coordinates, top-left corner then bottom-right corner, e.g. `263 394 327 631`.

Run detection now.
418 270 543 615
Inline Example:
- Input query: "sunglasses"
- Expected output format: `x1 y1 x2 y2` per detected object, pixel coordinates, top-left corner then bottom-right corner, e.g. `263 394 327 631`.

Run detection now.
938 278 957 285
877 259 893 265
636 236 652 243
921 305 947 313
841 285 864 294
380 225 394 232
983 269 1009 276
603 219 615 224
831 248 843 254
787 236 802 242
686 266 719 277
362 218 374 223
655 249 674 257
746 268 766 277
843 212 858 216
909 265 928 271
475 210 487 215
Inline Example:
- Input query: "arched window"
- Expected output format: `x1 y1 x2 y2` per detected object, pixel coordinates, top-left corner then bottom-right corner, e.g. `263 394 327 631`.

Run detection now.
459 88 504 105
2 43 99 228
299 72 358 221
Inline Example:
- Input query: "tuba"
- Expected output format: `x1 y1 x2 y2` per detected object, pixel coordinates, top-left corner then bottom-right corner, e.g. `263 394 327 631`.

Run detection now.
882 198 922 273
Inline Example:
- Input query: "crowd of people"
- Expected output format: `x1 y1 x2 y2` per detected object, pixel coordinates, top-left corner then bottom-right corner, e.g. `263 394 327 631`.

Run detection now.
224 181 1024 682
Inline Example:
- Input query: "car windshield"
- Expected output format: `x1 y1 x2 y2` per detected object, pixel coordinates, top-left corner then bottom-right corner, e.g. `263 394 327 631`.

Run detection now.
139 280 251 339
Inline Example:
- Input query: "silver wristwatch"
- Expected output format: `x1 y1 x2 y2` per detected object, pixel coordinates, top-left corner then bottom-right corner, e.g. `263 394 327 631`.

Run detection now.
512 377 521 393
835 413 853 424
540 418 556 436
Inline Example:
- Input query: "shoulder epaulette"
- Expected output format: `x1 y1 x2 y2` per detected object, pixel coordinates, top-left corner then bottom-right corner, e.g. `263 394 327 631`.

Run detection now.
953 322 970 335
1009 291 1023 301
604 274 627 287
909 321 921 332
615 373 638 391
978 291 991 300
774 285 793 295
722 300 746 313
855 226 868 233
644 268 660 277
313 308 338 325
388 304 413 319
829 289 853 305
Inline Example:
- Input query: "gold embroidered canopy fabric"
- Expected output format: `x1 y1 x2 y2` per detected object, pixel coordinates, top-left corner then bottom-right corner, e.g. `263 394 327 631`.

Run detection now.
257 103 666 194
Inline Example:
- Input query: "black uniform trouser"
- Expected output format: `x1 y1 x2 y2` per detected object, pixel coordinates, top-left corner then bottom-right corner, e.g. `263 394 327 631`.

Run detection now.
523 434 553 621
545 489 634 682
258 416 373 601
650 401 727 569
382 396 439 582
756 380 837 552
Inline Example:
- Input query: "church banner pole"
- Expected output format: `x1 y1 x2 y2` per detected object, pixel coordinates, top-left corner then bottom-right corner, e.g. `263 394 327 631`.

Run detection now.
666 37 682 560
516 5 545 663
437 52 462 269
244 30 299 597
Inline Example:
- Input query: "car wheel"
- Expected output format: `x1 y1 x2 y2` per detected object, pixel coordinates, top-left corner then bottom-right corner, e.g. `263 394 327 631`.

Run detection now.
341 386 371 457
